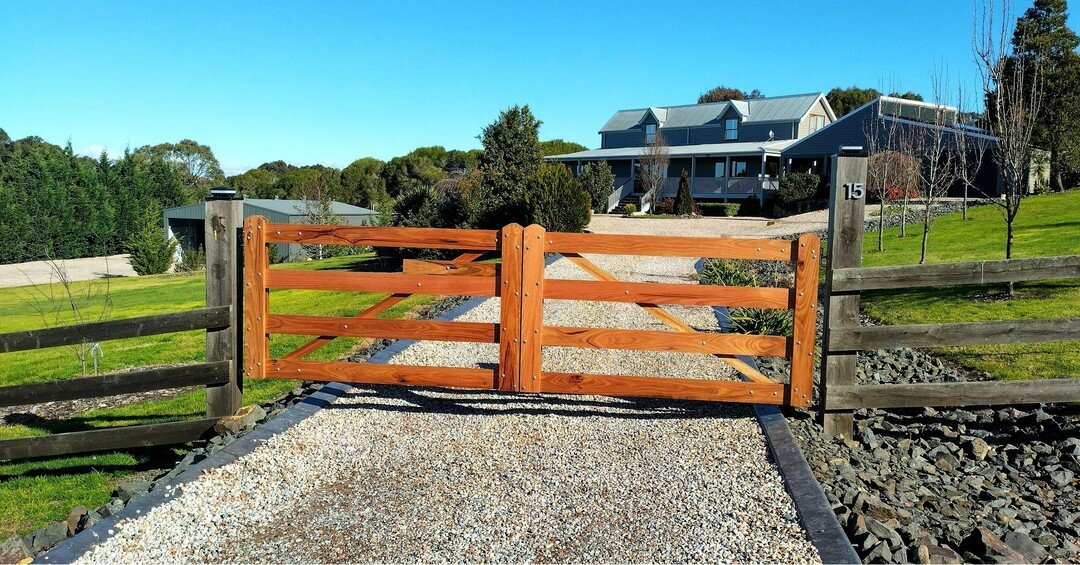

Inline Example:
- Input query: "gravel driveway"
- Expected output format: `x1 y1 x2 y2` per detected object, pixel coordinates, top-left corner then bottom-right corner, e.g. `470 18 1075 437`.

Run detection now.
0 254 136 288
77 245 820 563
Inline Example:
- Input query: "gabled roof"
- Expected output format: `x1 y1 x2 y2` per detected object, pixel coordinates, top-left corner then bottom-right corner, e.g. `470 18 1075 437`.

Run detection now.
599 93 833 133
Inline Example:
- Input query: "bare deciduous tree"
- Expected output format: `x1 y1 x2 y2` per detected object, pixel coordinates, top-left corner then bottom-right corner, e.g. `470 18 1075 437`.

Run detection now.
955 86 991 220
913 73 963 264
975 0 1044 293
636 130 669 213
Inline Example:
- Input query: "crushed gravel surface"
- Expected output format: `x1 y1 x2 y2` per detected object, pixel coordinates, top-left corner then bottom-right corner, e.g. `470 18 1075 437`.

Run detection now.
76 250 821 563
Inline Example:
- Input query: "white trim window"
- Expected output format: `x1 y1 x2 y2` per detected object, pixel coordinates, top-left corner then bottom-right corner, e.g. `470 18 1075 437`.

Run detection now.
724 118 738 140
644 123 657 143
809 115 826 132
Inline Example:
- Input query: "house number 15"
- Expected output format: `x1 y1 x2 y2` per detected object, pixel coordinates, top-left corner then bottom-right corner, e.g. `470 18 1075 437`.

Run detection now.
844 182 865 200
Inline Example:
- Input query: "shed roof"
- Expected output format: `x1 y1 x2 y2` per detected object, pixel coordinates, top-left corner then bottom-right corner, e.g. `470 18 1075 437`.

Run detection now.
599 93 832 133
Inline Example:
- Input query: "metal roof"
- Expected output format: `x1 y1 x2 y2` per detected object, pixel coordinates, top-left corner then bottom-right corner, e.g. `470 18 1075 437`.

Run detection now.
164 199 376 221
598 93 830 133
546 139 796 161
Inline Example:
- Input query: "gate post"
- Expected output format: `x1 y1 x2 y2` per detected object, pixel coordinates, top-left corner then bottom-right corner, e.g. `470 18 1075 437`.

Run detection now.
820 152 867 438
205 194 244 417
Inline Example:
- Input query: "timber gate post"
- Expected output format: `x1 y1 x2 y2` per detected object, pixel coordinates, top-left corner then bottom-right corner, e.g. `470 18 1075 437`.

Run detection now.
820 152 868 438
205 194 244 417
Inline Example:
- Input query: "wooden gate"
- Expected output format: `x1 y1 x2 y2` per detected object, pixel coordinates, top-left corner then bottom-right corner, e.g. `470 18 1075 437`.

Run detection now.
243 217 820 407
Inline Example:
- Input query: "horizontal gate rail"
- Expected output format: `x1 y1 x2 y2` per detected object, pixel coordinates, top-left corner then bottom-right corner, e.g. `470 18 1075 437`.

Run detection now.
831 254 1080 291
541 371 787 403
0 419 219 461
0 306 230 353
267 269 499 296
543 279 792 308
829 318 1080 351
543 326 789 356
545 232 794 260
402 259 498 277
268 359 497 389
267 314 497 343
264 223 500 250
0 361 230 408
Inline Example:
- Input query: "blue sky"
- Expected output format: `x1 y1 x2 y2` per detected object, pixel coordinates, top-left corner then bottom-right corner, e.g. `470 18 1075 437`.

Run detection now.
1 1 1039 175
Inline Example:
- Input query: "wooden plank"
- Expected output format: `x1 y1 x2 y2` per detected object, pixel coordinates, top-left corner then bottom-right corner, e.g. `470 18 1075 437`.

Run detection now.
831 254 1080 291
265 223 499 250
544 326 789 356
267 314 497 343
498 224 524 391
824 379 1080 410
266 359 497 389
403 259 498 278
282 252 485 361
820 155 867 438
519 225 546 392
540 372 787 404
0 362 230 408
0 418 218 461
789 233 821 408
546 232 792 260
267 269 498 297
0 306 230 354
829 318 1080 351
544 279 791 308
561 252 774 385
243 216 269 379
204 198 243 418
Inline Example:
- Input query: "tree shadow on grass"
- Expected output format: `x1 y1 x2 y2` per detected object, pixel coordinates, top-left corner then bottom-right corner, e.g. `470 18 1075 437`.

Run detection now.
0 445 183 480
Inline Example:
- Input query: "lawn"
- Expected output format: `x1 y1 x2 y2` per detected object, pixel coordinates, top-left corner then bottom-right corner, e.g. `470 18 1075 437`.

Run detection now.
860 191 1080 382
0 252 439 537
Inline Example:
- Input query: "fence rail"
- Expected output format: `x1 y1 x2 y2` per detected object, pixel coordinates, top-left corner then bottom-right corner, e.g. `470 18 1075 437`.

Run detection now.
820 155 1079 437
0 199 243 461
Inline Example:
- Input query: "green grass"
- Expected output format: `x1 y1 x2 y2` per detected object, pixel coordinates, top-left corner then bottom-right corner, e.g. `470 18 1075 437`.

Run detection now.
860 191 1080 381
0 252 439 537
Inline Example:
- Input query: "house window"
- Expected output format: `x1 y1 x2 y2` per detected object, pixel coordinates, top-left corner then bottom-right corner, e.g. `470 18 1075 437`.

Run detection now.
644 123 656 143
809 115 826 133
731 160 748 177
724 118 738 140
714 162 726 178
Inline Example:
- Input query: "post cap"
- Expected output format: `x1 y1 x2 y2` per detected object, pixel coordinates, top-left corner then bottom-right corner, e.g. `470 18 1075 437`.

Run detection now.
208 186 241 200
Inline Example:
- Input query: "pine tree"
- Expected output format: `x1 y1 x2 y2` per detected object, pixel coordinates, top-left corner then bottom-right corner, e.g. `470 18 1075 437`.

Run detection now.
673 168 695 215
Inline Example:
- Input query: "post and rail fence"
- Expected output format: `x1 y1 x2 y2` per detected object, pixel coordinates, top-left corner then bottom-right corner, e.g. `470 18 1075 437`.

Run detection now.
0 198 243 461
819 154 1080 439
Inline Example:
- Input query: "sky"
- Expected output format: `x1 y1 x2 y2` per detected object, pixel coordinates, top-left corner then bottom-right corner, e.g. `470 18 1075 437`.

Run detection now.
0 0 1043 176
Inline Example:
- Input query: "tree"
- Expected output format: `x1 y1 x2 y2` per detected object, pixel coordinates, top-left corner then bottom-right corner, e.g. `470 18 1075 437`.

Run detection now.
578 161 615 212
539 139 588 156
913 74 963 264
138 139 224 201
298 176 342 261
698 85 747 103
955 87 991 220
227 168 281 199
827 86 924 116
127 206 178 275
473 104 543 228
976 0 1044 292
341 157 389 209
635 130 669 213
531 162 590 232
1012 0 1080 191
381 153 447 197
673 168 695 215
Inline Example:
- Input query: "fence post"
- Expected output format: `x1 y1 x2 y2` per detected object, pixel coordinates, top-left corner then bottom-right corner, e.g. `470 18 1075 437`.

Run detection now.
204 196 244 418
820 153 867 438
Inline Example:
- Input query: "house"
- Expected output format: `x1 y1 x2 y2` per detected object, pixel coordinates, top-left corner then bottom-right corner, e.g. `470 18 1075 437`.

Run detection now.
546 93 837 212
782 96 1003 198
163 198 377 262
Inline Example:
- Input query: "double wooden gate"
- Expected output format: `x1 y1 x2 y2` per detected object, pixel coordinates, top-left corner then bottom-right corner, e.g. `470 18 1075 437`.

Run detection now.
243 217 820 406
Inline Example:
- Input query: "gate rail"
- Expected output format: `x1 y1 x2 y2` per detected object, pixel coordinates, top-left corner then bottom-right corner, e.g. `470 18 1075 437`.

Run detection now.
245 217 821 407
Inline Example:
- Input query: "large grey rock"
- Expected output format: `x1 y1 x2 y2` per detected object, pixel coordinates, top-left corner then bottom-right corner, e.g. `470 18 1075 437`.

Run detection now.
27 522 68 553
1003 531 1049 563
916 543 961 564
114 480 151 503
213 404 267 435
961 527 1029 564
0 534 34 563
965 437 992 461
65 505 88 536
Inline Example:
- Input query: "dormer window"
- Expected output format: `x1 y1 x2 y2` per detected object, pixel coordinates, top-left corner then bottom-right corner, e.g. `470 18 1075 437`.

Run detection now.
644 123 657 143
724 118 739 141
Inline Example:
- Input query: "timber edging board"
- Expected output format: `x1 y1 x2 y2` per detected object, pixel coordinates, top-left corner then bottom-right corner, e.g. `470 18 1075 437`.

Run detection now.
825 379 1080 410
0 361 230 408
0 306 231 353
831 254 1080 291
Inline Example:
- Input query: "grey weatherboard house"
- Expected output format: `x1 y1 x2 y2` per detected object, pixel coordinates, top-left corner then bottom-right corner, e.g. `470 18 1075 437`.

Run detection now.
546 92 837 212
163 199 377 262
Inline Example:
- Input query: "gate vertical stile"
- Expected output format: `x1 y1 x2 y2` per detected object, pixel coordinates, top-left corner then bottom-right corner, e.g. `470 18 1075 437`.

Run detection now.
519 225 546 393
498 224 524 391
243 216 269 380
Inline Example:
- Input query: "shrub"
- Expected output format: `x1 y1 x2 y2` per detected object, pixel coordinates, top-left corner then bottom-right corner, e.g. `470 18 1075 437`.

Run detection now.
673 168 695 215
738 196 763 217
652 198 674 214
699 259 756 287
777 172 821 208
175 246 206 272
532 162 590 232
698 203 741 217
700 258 793 336
127 213 178 276
579 161 615 213
623 203 637 216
